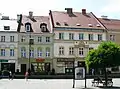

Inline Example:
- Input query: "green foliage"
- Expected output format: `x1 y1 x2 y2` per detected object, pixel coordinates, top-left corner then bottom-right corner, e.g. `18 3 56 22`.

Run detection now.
85 41 120 69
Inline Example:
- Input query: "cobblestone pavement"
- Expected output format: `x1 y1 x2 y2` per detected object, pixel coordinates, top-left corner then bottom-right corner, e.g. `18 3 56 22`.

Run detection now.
0 78 120 89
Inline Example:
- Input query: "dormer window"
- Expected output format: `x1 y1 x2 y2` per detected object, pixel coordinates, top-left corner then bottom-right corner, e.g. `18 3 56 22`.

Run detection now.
4 26 10 30
56 22 60 26
64 22 68 26
26 24 30 32
40 23 49 32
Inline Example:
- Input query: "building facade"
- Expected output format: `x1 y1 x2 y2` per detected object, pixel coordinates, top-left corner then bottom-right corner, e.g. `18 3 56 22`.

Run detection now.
49 8 107 73
99 17 120 73
0 16 18 72
17 12 54 73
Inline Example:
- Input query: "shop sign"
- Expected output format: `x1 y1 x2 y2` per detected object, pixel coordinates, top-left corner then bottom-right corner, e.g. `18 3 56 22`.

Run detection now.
57 58 74 62
36 58 45 62
8 60 15 63
0 60 8 62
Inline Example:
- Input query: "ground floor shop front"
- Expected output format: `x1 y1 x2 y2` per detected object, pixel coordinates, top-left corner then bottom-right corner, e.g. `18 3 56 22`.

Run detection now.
54 57 85 74
18 58 53 74
0 59 18 73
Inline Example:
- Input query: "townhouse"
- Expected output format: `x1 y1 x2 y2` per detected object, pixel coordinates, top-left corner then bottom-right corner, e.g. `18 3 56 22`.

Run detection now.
49 8 107 73
0 16 18 73
99 16 120 73
17 12 54 73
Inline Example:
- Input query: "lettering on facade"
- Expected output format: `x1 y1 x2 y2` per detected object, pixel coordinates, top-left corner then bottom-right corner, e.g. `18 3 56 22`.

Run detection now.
57 58 74 62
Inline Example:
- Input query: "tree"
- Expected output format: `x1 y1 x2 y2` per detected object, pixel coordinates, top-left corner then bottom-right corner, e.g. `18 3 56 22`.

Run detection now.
85 41 120 87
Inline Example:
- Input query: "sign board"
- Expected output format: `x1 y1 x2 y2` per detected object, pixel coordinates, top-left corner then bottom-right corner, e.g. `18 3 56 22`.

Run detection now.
75 67 85 80
0 60 8 62
36 58 45 62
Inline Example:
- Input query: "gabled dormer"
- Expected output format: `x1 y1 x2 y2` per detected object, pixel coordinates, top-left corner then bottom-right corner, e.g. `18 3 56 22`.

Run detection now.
40 23 49 32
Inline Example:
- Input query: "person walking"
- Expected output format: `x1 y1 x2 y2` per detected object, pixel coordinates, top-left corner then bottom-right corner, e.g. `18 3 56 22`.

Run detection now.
25 71 29 81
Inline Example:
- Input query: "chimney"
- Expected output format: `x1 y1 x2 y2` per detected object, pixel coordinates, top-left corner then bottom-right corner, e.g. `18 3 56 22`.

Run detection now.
82 9 86 15
65 8 73 14
29 11 33 18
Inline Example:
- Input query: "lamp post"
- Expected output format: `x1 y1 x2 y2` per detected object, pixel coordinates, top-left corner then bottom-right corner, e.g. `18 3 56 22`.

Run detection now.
28 32 31 71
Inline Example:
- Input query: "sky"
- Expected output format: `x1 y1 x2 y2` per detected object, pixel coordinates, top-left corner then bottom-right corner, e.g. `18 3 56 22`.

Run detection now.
0 0 120 19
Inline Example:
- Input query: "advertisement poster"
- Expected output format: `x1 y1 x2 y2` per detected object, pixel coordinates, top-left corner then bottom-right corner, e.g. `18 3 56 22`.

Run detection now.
75 67 85 80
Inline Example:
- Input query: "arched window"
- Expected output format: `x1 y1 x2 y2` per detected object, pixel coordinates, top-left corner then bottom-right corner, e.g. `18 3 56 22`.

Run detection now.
37 47 42 57
46 47 50 57
0 44 6 56
21 47 26 57
30 47 34 57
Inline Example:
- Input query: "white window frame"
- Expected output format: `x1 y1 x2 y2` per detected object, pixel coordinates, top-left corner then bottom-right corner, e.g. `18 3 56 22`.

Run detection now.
1 49 5 56
46 37 50 42
69 47 74 55
98 34 102 41
26 25 30 32
59 33 64 39
37 48 42 57
46 48 50 57
79 33 84 40
10 49 14 56
30 48 34 57
59 47 64 55
10 36 14 42
88 34 93 40
21 36 25 42
79 47 84 56
69 33 74 40
110 35 115 41
38 37 42 42
1 36 5 42
21 48 26 57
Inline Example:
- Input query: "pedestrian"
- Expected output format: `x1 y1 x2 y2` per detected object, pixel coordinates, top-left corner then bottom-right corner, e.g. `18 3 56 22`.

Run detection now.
9 71 12 80
25 71 29 81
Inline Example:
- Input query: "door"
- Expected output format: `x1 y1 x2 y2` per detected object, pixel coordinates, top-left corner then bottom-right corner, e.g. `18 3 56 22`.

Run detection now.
21 64 26 74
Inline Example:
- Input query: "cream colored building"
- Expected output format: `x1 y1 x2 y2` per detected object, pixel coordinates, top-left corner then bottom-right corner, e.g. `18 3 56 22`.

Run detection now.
49 8 107 73
17 12 54 73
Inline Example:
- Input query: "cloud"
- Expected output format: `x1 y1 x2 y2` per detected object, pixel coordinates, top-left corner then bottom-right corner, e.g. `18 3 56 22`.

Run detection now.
101 0 120 13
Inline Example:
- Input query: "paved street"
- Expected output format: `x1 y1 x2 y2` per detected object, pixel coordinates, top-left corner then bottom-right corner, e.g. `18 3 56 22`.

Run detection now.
0 78 120 89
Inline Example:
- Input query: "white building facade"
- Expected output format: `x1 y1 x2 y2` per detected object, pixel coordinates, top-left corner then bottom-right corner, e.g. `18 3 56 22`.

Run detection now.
50 8 107 73
0 16 18 72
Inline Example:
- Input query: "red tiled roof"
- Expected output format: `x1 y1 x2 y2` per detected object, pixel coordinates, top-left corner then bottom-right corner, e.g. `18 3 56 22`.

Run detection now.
99 18 120 30
50 11 105 29
20 15 51 33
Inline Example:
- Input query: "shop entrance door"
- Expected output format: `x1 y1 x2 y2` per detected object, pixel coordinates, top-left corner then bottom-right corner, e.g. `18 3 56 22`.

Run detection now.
21 64 26 74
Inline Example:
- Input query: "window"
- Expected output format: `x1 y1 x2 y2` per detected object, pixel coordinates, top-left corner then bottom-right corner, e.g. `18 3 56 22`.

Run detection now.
29 39 34 45
21 48 26 57
46 37 50 42
79 48 84 56
26 25 30 32
21 36 25 42
56 22 60 26
88 34 93 40
1 49 5 56
89 47 93 51
98 34 102 41
79 33 84 40
46 47 50 57
41 25 47 32
59 47 64 55
59 33 64 39
10 49 14 56
30 48 34 57
4 26 10 30
38 37 42 42
37 48 42 57
10 36 14 42
69 33 74 40
1 36 5 42
69 47 74 55
110 35 115 41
